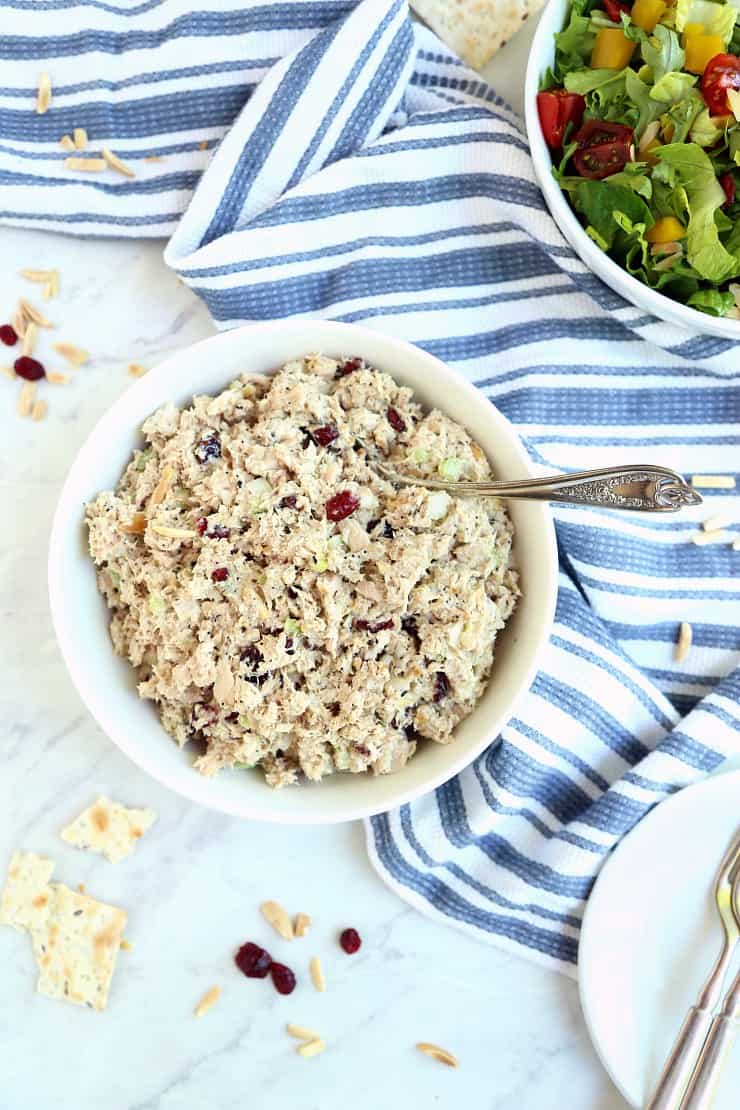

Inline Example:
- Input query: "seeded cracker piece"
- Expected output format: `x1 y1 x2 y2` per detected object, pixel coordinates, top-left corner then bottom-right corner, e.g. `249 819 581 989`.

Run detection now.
31 884 127 1011
60 796 157 864
0 851 55 933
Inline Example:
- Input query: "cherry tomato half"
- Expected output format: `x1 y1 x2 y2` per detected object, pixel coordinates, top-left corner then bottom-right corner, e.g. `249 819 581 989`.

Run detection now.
720 171 736 207
603 0 631 22
572 119 634 180
701 53 740 116
537 88 586 149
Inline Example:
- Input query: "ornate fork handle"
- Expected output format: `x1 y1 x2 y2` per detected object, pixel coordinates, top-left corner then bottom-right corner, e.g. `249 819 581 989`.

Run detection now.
368 461 702 513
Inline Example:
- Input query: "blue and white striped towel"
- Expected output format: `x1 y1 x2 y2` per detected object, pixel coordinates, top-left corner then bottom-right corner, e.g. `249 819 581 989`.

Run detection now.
4 0 739 974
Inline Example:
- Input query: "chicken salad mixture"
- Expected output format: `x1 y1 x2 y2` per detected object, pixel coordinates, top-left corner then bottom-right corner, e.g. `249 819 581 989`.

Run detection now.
86 355 520 787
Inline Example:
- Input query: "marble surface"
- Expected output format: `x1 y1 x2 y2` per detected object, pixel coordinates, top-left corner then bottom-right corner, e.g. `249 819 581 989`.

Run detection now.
0 21 627 1110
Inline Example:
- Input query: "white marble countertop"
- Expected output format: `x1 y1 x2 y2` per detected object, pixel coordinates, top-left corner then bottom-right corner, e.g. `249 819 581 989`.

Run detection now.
0 23 627 1110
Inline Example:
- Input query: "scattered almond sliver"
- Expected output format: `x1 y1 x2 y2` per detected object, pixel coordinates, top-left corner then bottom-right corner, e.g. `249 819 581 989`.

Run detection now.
31 399 48 422
73 127 88 151
17 381 36 418
691 475 735 489
12 308 26 339
309 955 325 993
128 363 148 378
120 512 147 535
149 465 175 508
674 621 692 663
297 1038 325 1059
144 155 165 163
294 912 311 938
260 900 294 941
59 134 76 152
416 1042 459 1069
19 298 54 329
42 273 60 300
36 72 52 115
120 937 133 951
691 531 730 546
194 985 221 1018
64 157 107 172
21 322 38 357
102 146 136 179
20 268 57 284
286 1023 321 1041
1 366 15 380
703 513 733 533
47 371 71 385
54 341 89 367
150 524 197 540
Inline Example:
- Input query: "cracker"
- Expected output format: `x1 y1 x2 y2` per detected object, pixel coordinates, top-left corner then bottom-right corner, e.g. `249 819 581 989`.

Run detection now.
0 851 55 933
60 796 157 864
411 0 541 70
31 883 127 1011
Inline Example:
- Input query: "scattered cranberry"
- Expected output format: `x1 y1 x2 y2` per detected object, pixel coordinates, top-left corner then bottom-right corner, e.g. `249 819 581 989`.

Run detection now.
211 567 229 582
339 928 361 954
355 617 394 633
335 356 363 379
196 516 208 535
402 616 421 650
311 424 340 447
0 324 18 347
240 645 263 667
279 495 298 509
14 356 45 382
194 433 221 463
270 962 296 995
433 672 450 702
387 407 406 433
720 172 736 208
326 490 360 522
235 942 272 979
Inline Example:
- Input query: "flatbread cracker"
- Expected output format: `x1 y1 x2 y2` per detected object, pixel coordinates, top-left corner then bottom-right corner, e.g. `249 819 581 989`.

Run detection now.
60 796 157 863
0 851 55 933
411 0 540 70
31 883 127 1011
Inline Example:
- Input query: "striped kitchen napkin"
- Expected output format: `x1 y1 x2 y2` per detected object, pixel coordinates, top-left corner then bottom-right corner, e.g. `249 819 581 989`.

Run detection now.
3 0 739 973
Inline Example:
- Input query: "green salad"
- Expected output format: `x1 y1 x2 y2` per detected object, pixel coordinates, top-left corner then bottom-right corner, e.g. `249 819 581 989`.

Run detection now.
538 0 740 316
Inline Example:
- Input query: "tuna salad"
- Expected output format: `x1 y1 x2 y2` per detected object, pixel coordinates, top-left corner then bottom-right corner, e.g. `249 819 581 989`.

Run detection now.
86 355 520 787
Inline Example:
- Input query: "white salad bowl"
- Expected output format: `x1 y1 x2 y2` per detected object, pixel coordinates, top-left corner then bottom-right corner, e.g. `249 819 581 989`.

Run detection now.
524 0 740 339
48 320 557 824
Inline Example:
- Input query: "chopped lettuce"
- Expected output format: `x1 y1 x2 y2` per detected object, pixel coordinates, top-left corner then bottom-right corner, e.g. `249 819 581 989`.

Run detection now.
690 108 729 148
687 289 736 314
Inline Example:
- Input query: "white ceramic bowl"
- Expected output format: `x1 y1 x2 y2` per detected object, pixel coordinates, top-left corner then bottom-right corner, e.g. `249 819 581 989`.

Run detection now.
48 320 557 824
524 0 740 339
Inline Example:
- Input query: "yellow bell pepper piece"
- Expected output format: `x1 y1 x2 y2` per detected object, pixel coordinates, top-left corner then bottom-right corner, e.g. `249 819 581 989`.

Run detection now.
684 34 725 74
682 22 706 42
642 138 663 165
591 28 636 69
631 0 667 32
645 216 687 244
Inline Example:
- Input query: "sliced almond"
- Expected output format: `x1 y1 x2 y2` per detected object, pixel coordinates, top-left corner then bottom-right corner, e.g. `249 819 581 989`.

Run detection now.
260 900 293 941
674 621 692 663
286 1024 320 1041
691 475 735 489
54 341 89 367
297 1038 325 1059
120 937 133 951
144 155 165 163
17 381 36 418
31 398 47 423
149 464 175 508
150 524 197 540
128 363 148 378
691 530 730 546
19 298 54 328
22 321 38 356
59 134 76 152
120 512 147 535
47 371 71 385
102 146 136 179
20 268 55 283
416 1043 458 1068
703 513 733 533
12 308 26 339
309 956 325 993
294 912 311 938
64 157 107 172
1 366 15 380
73 127 88 151
194 985 221 1018
36 72 52 115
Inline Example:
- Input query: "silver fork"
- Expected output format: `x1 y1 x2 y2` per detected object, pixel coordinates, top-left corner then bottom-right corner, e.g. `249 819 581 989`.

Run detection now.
359 454 702 513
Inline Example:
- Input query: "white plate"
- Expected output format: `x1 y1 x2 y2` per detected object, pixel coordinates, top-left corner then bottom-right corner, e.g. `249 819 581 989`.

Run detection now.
579 771 740 1108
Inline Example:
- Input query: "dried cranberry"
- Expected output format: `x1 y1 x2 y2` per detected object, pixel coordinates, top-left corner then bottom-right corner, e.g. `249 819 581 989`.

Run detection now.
211 567 229 582
405 723 422 744
386 407 406 433
326 490 360 522
270 962 296 995
311 424 339 447
433 672 450 702
402 617 421 650
339 928 361 954
194 434 221 464
196 516 208 535
209 524 231 539
240 645 263 667
329 701 341 717
355 617 394 633
0 324 17 347
14 356 45 381
335 356 363 379
279 495 298 509
235 941 272 979
366 518 380 533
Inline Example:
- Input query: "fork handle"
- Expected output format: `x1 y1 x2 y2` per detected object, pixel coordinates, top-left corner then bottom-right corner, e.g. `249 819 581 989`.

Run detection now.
646 1007 715 1110
677 1015 738 1109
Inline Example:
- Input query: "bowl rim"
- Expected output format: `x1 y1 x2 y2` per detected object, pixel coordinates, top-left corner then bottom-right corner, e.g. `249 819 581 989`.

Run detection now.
523 0 740 341
48 319 558 823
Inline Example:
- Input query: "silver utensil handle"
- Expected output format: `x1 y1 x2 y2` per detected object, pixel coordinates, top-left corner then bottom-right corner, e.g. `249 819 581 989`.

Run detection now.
678 1016 738 1110
646 1007 715 1110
